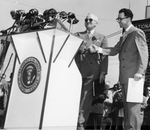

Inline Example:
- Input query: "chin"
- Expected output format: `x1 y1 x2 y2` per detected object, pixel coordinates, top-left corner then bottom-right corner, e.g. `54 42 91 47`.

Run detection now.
119 24 123 28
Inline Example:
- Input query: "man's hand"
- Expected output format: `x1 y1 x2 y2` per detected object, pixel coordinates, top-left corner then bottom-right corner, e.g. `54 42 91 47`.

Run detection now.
90 44 103 53
87 45 96 53
78 41 88 53
134 73 143 81
99 73 105 83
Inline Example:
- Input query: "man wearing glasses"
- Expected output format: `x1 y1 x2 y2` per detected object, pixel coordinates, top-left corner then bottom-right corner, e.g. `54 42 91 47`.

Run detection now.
89 8 149 130
74 13 108 130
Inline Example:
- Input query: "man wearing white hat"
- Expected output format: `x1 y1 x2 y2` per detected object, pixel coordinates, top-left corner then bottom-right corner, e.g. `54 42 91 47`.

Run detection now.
74 13 108 130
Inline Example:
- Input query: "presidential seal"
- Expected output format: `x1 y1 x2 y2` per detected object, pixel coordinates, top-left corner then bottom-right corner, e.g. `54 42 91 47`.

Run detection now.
18 57 41 94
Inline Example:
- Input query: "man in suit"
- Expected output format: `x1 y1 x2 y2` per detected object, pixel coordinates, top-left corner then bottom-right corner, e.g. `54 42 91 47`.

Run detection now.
89 8 149 130
74 13 108 130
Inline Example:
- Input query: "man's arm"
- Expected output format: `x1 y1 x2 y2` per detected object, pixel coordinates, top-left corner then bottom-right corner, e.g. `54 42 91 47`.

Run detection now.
135 30 149 75
89 37 123 56
91 43 121 55
99 35 108 83
99 56 108 83
134 30 149 81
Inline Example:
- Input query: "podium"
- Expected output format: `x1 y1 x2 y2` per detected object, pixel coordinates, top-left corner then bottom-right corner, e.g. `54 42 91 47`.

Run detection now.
0 25 83 130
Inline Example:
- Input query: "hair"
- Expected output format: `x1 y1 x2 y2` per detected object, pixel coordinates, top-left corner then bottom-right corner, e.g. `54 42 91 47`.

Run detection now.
119 8 134 20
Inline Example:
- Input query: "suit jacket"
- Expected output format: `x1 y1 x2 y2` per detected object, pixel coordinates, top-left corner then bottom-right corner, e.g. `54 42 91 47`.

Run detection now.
108 26 148 84
74 30 108 79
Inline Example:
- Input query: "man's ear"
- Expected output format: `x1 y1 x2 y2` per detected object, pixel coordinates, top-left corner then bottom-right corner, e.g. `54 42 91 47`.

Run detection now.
93 24 97 28
94 22 98 26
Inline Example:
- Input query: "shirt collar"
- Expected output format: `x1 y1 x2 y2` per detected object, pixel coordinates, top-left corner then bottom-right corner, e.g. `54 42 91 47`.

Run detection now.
125 24 133 32
87 29 95 35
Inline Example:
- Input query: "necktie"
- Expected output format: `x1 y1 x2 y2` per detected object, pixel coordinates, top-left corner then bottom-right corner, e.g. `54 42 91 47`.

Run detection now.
121 31 127 47
122 31 127 39
87 32 92 39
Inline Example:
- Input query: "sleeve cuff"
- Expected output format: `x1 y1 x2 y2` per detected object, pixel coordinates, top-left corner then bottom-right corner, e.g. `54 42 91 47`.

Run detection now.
100 72 107 75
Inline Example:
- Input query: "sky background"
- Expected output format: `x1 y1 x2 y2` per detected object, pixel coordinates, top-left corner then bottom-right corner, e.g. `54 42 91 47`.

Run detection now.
0 0 150 87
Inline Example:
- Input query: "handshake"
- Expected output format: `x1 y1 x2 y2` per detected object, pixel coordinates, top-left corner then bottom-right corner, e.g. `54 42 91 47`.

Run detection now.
87 44 103 53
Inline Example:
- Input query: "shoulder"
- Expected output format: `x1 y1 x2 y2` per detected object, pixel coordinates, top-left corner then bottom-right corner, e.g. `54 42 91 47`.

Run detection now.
132 26 145 36
74 31 86 36
93 31 107 41
94 31 106 38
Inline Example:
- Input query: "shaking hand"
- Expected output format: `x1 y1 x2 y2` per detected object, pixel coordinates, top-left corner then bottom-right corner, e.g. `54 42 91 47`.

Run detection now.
88 44 103 53
87 45 97 53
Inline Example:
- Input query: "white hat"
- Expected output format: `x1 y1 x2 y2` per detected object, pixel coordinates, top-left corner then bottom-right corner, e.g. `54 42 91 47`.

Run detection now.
86 13 98 23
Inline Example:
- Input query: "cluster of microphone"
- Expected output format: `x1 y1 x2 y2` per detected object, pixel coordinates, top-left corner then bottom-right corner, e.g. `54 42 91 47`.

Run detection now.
0 8 79 35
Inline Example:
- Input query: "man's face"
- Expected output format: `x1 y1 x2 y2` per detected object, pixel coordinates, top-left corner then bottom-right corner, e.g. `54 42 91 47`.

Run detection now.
116 12 129 28
84 16 97 31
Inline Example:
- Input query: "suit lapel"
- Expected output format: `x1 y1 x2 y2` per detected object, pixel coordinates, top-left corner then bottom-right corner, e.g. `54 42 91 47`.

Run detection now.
120 26 137 47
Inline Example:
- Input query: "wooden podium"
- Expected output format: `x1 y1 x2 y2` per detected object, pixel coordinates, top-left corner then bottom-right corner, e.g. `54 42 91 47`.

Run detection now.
1 25 83 130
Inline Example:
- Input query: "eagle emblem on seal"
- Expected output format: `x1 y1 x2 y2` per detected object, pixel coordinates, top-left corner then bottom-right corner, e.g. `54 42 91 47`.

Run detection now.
18 57 41 94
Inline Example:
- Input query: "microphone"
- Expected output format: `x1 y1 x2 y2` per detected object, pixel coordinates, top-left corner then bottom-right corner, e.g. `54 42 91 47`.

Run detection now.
21 8 39 26
43 8 58 23
67 12 76 19
47 8 57 18
58 11 68 20
28 8 39 17
24 8 39 20
67 12 79 24
10 9 26 20
43 8 57 19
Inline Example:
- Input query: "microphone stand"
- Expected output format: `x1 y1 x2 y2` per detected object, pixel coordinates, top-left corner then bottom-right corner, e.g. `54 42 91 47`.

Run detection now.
69 19 73 33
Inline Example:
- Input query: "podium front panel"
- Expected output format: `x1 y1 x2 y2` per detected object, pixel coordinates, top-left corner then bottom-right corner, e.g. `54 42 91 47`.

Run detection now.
38 29 82 129
4 32 52 129
4 28 83 130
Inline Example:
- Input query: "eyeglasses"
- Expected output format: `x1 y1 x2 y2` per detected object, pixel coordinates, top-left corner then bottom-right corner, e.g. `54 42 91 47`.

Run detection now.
85 18 93 23
116 17 128 21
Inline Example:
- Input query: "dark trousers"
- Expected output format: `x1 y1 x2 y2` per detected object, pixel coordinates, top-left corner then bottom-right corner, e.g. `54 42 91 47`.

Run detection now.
101 116 112 130
141 125 150 130
86 113 103 130
141 110 150 130
110 109 123 130
78 78 94 129
111 118 123 130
